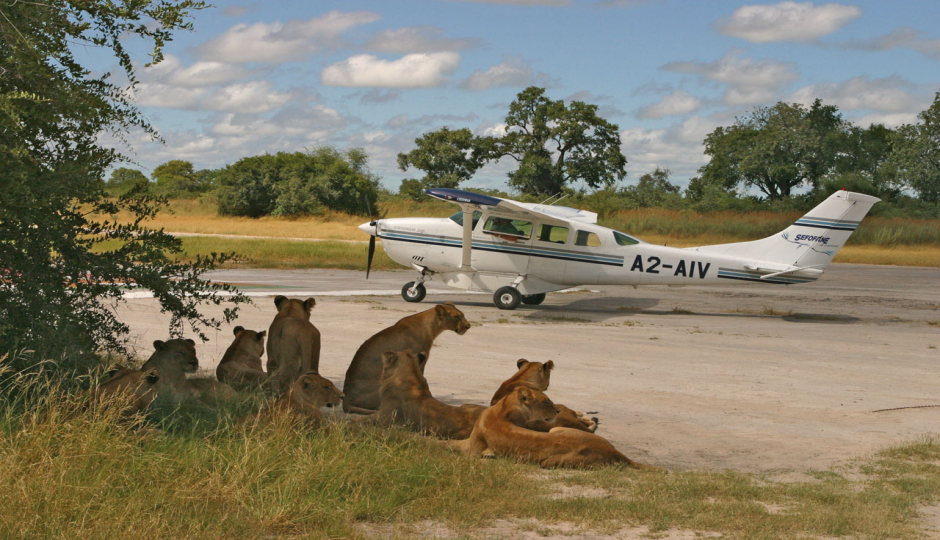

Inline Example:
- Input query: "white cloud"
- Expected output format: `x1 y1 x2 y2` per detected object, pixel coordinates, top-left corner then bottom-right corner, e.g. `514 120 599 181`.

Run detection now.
664 52 798 105
620 116 718 180
788 76 924 113
130 83 206 109
716 2 861 43
838 26 940 61
201 81 294 114
364 26 480 53
636 90 703 119
475 121 508 137
321 53 459 88
196 11 380 63
143 54 251 87
851 112 919 128
461 56 554 91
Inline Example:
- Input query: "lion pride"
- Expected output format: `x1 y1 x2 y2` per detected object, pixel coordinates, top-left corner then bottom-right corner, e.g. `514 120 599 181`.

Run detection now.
342 303 470 414
370 350 484 439
266 296 320 394
492 359 598 433
450 387 661 470
217 326 267 390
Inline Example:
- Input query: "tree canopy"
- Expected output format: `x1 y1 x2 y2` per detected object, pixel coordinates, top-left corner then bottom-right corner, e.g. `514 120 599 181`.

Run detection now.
887 91 940 202
396 127 485 189
0 0 246 366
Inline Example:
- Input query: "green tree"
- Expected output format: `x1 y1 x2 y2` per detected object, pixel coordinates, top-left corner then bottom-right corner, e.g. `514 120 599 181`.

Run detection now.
399 179 425 201
0 0 246 366
886 90 940 202
152 159 214 197
397 127 485 189
107 167 150 196
697 100 847 200
486 87 627 195
622 168 681 208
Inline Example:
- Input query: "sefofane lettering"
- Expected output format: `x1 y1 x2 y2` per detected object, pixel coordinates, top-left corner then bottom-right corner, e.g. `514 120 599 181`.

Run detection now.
794 234 830 244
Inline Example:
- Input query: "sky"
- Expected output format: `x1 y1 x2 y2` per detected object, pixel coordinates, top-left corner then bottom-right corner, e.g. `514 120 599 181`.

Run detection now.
99 0 940 191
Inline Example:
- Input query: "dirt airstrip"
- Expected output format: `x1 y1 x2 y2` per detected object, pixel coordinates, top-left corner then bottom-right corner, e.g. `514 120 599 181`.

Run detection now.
116 263 940 472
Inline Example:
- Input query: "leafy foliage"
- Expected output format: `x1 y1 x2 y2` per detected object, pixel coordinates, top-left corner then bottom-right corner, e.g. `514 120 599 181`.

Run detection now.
0 0 247 367
216 148 380 217
887 91 940 202
107 167 150 196
397 127 486 189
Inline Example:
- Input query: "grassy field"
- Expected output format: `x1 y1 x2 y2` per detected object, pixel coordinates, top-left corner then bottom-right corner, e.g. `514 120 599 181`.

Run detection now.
3 369 940 539
105 198 940 268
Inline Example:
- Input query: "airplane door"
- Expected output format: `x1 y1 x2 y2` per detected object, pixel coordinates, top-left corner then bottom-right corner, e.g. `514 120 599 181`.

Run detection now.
563 229 606 285
473 215 533 275
526 222 570 283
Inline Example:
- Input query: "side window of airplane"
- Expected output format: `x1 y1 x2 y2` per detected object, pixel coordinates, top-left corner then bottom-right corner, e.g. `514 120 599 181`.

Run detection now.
483 217 532 239
449 210 482 229
574 230 602 247
613 231 640 246
536 224 569 244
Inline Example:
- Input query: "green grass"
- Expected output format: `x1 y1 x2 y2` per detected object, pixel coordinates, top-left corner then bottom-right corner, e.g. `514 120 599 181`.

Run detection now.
4 362 940 539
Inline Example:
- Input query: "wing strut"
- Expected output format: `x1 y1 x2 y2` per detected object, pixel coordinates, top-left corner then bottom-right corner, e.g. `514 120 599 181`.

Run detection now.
460 203 473 270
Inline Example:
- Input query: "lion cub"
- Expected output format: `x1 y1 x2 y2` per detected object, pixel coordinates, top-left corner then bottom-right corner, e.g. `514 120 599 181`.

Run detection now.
243 372 343 426
370 350 484 439
217 326 267 390
451 387 661 470
492 359 598 433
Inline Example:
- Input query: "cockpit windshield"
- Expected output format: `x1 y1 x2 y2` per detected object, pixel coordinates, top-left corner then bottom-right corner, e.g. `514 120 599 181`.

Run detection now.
449 210 482 229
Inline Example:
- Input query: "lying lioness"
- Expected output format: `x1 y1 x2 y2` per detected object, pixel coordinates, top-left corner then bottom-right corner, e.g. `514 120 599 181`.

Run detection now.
242 372 343 426
492 359 598 433
450 387 661 470
370 350 484 439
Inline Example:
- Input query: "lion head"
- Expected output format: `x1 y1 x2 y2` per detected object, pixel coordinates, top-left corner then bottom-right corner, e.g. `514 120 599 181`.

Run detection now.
274 296 316 320
231 326 265 357
95 367 162 414
513 359 553 391
145 338 199 374
435 302 471 335
380 350 430 397
504 387 558 425
287 372 344 411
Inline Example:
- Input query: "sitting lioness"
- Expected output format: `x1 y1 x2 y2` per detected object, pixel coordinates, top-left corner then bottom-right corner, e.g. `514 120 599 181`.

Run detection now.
94 367 162 417
242 372 343 426
343 303 471 414
450 387 660 470
216 326 267 390
370 350 484 439
267 296 320 395
141 338 235 402
492 359 598 433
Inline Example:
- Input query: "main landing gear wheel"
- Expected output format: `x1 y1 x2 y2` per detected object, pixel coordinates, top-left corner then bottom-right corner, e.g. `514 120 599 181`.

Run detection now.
402 282 426 303
521 293 546 305
494 286 521 310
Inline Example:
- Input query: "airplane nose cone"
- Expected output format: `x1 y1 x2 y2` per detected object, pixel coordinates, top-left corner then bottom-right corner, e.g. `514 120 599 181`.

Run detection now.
358 222 376 236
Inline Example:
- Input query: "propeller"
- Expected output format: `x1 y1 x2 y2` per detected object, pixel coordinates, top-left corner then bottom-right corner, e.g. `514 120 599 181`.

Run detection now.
364 195 387 280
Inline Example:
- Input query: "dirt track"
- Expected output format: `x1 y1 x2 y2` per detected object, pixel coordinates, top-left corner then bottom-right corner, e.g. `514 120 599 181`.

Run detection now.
116 263 940 472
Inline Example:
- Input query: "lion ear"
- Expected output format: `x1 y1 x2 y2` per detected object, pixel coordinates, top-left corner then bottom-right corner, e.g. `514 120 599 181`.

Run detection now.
153 340 165 350
274 295 288 310
257 330 266 340
434 304 447 318
543 360 554 372
516 358 528 369
382 351 398 367
417 352 428 366
304 297 316 310
233 326 244 336
185 338 196 346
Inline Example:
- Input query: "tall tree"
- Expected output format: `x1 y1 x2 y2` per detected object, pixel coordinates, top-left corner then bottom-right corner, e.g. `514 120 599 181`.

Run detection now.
107 167 150 196
697 100 846 200
0 1 246 366
486 87 627 195
886 90 940 202
153 159 199 196
397 127 485 189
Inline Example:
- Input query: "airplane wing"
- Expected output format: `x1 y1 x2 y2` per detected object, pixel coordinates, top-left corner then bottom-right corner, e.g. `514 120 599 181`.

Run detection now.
424 188 571 226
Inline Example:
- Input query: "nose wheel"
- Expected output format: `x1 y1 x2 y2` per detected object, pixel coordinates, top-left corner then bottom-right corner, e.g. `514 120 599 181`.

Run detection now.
402 281 427 303
493 286 521 310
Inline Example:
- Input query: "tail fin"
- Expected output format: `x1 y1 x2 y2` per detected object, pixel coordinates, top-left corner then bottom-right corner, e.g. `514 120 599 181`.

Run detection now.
692 190 880 269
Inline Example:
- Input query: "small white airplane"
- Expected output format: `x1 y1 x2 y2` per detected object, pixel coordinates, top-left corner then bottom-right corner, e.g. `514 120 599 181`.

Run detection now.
358 188 880 310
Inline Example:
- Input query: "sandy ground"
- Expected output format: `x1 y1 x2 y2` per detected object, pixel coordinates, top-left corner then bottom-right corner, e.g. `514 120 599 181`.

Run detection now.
115 263 940 473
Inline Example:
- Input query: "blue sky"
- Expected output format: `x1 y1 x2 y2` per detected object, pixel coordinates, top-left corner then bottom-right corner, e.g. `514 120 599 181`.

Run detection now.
104 0 940 191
